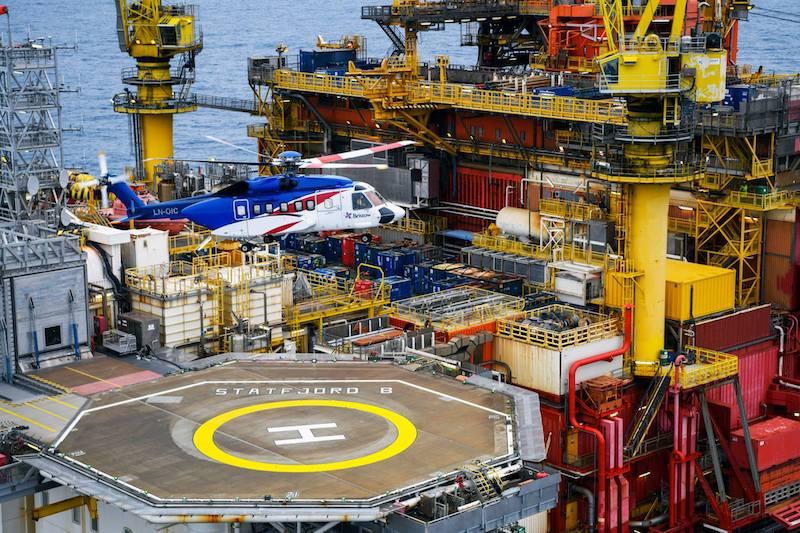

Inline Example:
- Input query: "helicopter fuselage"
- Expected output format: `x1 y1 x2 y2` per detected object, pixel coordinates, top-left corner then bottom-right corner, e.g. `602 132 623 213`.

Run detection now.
108 174 405 239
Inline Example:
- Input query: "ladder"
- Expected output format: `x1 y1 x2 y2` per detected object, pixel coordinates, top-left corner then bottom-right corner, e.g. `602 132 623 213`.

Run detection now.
624 364 673 457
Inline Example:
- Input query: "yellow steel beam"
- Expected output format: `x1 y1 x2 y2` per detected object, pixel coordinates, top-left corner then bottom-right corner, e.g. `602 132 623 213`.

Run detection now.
32 496 97 521
670 0 689 41
633 0 663 42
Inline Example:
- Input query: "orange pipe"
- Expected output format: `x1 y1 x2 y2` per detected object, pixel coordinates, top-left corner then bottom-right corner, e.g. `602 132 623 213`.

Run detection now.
568 304 632 532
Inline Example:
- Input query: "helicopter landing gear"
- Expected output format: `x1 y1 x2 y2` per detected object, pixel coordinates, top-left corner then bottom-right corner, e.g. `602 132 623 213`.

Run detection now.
240 242 254 253
360 233 372 244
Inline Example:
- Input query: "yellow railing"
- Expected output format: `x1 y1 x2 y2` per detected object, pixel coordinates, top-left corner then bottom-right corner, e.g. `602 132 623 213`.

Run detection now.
272 70 628 125
168 226 211 256
387 214 448 236
473 232 620 270
725 190 791 211
495 304 619 351
540 198 605 222
634 348 738 389
125 261 203 296
667 216 695 234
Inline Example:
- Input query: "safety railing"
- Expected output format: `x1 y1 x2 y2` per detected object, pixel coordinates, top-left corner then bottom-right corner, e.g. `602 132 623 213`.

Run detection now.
473 232 620 270
495 304 619 351
387 214 448 235
592 159 702 184
667 216 695 235
419 81 627 123
539 198 605 222
599 72 682 94
124 261 205 296
168 227 211 255
725 189 790 211
271 69 628 124
633 347 738 389
112 92 197 113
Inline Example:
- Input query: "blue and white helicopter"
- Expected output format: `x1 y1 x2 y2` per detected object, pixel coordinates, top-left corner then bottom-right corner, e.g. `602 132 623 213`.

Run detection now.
77 141 413 250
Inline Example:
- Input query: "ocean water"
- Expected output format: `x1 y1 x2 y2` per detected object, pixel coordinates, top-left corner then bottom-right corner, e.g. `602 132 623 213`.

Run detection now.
6 0 799 174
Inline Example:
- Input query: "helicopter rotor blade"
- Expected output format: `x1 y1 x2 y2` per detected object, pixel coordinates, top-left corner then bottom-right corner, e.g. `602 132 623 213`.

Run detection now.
299 163 390 170
205 135 272 159
301 140 417 165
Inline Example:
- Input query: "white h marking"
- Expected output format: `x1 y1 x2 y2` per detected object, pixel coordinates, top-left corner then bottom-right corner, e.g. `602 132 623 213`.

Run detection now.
267 423 346 446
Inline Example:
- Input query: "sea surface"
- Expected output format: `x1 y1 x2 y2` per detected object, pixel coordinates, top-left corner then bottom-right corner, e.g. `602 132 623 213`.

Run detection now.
6 0 799 173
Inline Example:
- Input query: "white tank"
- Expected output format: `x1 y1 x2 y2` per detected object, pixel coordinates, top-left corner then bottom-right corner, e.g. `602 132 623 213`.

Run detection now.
496 207 542 242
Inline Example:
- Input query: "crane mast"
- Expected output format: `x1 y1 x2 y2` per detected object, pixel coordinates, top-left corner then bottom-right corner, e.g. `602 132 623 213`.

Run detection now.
112 0 202 196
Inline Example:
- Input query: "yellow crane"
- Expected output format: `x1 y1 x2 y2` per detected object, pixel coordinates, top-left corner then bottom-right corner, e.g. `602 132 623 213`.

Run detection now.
112 0 202 197
594 0 727 366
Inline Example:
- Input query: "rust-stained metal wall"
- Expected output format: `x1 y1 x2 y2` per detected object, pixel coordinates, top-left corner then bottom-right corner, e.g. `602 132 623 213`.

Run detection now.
763 214 800 311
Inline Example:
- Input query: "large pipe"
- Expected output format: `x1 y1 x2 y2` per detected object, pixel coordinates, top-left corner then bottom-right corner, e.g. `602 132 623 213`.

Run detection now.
571 484 596 533
568 304 633 533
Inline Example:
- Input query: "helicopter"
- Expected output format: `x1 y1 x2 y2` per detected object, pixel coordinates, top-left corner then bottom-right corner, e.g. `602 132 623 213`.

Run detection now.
75 141 413 251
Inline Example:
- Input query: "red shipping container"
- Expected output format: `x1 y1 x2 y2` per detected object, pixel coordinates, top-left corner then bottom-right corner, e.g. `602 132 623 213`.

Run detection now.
705 339 778 428
730 416 800 471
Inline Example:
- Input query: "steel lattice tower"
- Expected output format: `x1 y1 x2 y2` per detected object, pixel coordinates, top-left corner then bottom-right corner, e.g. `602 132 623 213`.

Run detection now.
0 39 65 222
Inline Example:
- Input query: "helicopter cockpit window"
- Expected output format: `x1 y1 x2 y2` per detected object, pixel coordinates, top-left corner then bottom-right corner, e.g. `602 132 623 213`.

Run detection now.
365 191 384 206
352 192 372 210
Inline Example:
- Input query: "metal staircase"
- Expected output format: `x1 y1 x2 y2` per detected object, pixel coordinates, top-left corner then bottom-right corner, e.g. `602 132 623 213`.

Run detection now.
624 364 673 457
377 21 405 56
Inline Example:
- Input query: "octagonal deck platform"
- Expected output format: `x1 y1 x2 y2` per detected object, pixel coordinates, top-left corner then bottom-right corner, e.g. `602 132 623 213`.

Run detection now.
48 362 514 503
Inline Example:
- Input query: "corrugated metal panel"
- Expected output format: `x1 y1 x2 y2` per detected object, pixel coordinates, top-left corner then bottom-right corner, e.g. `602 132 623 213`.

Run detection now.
688 304 772 351
665 260 736 321
706 339 778 426
449 165 523 212
766 219 794 257
763 253 799 310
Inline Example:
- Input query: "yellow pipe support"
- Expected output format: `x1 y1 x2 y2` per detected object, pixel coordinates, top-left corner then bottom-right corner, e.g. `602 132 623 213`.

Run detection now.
629 183 670 365
141 113 174 196
32 496 97 521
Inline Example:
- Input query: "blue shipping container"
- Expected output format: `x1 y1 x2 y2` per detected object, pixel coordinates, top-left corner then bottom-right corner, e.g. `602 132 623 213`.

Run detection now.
326 236 343 263
384 276 413 302
377 251 405 277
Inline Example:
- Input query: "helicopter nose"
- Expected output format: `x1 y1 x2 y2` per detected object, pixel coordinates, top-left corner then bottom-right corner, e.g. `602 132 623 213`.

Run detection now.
378 204 405 225
391 204 406 222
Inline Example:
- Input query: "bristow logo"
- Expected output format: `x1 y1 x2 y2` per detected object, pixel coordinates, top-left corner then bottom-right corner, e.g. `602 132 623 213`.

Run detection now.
345 212 371 219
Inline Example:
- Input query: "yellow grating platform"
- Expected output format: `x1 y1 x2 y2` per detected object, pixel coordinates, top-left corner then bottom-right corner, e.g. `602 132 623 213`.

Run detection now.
633 348 738 389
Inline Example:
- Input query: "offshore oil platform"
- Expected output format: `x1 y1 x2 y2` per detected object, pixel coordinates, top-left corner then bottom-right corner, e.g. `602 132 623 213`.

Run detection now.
0 0 799 532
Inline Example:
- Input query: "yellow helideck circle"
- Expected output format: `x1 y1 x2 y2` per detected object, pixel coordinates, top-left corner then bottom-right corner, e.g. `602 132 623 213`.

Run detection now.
193 399 417 472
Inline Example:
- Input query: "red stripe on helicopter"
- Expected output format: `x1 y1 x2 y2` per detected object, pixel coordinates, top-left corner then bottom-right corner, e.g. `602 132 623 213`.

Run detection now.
266 220 301 235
